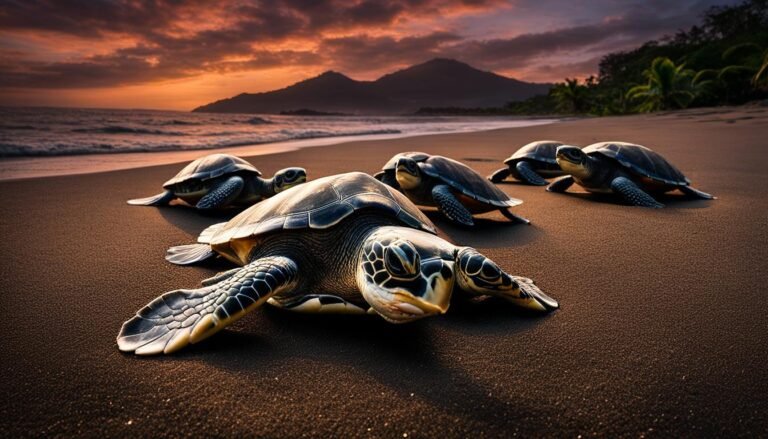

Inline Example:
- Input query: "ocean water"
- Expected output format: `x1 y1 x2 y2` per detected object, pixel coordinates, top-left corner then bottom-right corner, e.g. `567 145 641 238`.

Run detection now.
0 107 556 157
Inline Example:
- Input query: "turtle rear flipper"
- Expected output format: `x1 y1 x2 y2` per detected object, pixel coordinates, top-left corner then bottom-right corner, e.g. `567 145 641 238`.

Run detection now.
166 243 215 265
499 208 531 225
117 256 298 355
198 222 227 244
679 185 715 200
127 190 175 206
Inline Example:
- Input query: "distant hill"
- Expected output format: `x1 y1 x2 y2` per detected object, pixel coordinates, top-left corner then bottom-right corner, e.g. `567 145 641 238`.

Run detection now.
193 59 551 114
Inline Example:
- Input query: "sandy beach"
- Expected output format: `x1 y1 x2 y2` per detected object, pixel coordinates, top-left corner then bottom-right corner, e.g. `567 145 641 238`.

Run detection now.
1 106 766 437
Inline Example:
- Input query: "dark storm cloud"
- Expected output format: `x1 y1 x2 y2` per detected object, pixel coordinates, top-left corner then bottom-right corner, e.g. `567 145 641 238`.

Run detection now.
0 0 505 87
0 0 501 36
0 0 739 88
320 32 463 72
448 12 690 69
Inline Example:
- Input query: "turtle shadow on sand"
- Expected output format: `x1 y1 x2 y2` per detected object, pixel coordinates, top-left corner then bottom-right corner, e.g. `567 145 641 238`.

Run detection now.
173 305 556 429
156 204 239 235
547 190 713 210
424 210 543 249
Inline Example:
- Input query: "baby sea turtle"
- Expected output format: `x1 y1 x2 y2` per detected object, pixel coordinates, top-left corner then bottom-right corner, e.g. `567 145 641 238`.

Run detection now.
488 140 568 185
373 151 430 190
548 142 714 208
384 153 530 226
117 172 557 355
127 153 307 210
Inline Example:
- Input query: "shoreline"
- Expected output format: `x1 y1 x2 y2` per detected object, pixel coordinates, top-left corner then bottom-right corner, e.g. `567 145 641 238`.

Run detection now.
0 118 559 181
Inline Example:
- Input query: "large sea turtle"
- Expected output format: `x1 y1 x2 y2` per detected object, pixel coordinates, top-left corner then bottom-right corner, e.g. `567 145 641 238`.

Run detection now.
127 153 306 210
548 142 714 208
488 140 568 185
389 153 530 226
117 172 558 355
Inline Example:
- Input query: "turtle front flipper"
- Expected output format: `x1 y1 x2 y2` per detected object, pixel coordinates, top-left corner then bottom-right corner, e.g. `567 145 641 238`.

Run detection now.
488 167 511 183
117 256 299 355
546 175 575 193
679 185 715 200
610 176 664 208
515 161 548 186
432 184 474 226
455 248 558 312
196 175 245 210
127 190 175 206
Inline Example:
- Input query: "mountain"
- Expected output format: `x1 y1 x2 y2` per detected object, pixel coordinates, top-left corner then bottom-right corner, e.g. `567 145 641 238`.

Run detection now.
193 59 551 114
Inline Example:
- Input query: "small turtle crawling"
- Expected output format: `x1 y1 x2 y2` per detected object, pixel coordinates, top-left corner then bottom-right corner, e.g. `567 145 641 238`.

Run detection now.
127 153 307 210
548 142 715 208
488 140 569 185
373 151 431 190
377 153 530 226
117 172 557 355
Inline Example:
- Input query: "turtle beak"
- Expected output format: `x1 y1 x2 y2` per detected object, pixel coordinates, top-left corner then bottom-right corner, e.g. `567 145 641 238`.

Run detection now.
393 292 449 316
555 146 583 165
392 260 454 316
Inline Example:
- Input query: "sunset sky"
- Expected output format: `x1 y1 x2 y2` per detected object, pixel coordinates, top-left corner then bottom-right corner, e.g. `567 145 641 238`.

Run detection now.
0 0 739 110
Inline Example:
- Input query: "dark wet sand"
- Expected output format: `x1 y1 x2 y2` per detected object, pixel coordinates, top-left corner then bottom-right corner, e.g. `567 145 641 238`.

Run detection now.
1 107 767 437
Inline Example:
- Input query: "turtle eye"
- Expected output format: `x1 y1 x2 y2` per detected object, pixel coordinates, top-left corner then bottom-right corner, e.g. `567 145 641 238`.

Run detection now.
285 171 295 179
384 240 420 279
480 260 501 281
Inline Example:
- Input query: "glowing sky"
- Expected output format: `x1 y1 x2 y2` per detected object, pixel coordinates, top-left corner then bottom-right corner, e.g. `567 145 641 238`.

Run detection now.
0 0 740 110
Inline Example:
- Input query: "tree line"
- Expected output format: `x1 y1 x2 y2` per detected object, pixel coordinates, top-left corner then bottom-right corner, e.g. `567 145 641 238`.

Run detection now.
416 0 767 116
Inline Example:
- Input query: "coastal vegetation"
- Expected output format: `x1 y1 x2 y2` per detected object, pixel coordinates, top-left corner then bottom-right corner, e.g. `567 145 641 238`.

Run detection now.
418 0 767 116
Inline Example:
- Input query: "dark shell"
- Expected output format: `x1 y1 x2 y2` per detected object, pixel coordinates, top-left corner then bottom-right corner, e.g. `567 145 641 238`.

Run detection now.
380 152 431 171
584 142 690 186
421 156 522 208
209 172 436 263
163 154 261 188
504 140 563 165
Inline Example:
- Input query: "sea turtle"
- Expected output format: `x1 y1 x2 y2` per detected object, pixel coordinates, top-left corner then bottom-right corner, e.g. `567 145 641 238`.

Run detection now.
117 172 558 355
388 153 530 226
373 151 430 190
547 142 715 208
488 140 569 185
127 153 307 210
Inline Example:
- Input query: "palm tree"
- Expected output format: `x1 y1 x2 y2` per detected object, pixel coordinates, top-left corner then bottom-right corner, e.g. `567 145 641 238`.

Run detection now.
755 50 768 85
694 43 766 103
626 57 696 112
550 78 589 113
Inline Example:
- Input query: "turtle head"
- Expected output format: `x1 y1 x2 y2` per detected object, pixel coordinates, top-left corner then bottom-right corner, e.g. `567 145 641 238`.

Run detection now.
272 167 307 193
455 247 558 312
358 228 454 323
395 157 422 190
555 146 591 178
